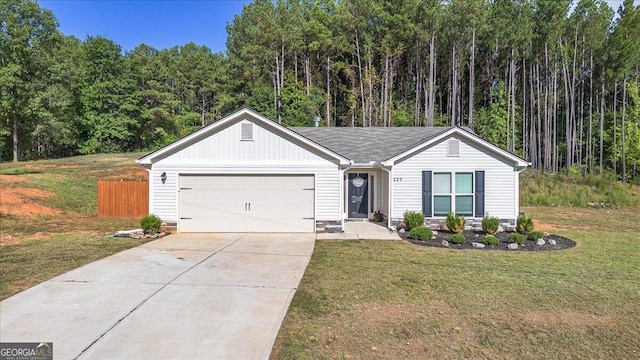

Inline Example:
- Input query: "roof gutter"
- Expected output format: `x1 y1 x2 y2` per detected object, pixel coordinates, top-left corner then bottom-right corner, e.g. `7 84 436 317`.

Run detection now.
349 161 378 168
135 159 152 172
516 162 531 174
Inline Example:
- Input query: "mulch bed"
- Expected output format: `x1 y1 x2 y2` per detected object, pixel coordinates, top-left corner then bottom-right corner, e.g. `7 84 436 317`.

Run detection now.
401 229 576 251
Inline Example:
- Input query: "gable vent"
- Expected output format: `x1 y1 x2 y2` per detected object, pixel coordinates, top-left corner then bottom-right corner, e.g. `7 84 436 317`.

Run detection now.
447 139 460 157
241 123 254 141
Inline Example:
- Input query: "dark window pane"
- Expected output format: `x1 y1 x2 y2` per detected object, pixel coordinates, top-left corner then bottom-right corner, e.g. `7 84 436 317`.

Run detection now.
434 195 451 216
455 195 473 216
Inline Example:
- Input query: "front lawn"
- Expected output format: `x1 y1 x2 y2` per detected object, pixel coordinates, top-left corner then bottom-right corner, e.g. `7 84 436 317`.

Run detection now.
0 234 151 300
271 206 640 359
0 153 147 300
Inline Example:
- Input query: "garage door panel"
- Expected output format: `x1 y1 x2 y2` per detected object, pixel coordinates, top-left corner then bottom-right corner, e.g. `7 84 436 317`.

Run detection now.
178 175 314 233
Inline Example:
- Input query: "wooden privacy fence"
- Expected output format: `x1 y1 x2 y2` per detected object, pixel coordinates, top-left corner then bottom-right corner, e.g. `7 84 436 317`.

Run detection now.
98 181 148 218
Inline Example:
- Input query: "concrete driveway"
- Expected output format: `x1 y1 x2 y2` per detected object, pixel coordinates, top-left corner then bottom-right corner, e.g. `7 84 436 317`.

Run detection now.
0 233 315 359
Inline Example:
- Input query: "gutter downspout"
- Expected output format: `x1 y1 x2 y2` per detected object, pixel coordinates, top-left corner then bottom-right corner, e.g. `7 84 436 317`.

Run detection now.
381 165 392 230
340 161 354 232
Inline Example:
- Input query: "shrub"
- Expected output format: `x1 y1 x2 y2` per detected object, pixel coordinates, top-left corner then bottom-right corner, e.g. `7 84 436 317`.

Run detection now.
449 233 466 244
408 226 433 241
480 235 499 246
508 232 527 245
446 213 465 233
527 230 545 241
481 217 499 235
516 215 534 234
403 211 425 230
141 214 162 234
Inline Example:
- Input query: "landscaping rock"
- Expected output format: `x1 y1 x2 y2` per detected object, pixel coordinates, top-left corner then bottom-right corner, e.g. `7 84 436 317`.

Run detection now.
402 230 575 251
399 228 406 234
507 243 519 250
536 238 545 246
472 242 485 249
115 228 144 235
112 230 167 240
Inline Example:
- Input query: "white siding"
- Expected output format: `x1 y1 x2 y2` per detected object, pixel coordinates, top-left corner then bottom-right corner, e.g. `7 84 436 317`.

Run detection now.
150 120 341 224
161 120 328 163
392 135 518 220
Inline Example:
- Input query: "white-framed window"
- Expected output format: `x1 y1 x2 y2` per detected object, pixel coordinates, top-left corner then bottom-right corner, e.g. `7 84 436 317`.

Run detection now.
423 170 483 218
433 173 451 216
454 173 473 216
433 172 473 216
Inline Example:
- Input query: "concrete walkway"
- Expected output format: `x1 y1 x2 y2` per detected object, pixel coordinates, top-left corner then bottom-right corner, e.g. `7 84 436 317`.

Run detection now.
316 221 401 240
0 233 315 360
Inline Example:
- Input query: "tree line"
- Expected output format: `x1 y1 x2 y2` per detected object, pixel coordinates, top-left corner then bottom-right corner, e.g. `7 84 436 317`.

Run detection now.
1 0 639 182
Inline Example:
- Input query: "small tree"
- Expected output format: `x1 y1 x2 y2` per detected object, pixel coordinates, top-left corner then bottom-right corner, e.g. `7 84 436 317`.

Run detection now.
403 211 425 230
482 217 499 235
446 213 465 233
516 215 534 234
141 214 162 234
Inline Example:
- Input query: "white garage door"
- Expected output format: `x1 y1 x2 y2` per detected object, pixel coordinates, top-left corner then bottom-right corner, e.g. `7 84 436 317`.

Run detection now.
178 175 315 232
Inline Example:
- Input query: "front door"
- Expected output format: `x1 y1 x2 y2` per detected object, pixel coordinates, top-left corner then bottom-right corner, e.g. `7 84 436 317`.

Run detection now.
348 173 368 218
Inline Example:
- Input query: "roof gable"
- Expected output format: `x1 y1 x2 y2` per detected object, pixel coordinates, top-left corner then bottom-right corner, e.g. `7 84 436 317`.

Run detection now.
137 108 350 165
381 126 529 167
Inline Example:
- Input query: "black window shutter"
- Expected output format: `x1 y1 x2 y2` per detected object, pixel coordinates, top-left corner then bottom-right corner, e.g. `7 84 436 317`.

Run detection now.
475 171 485 217
422 171 432 217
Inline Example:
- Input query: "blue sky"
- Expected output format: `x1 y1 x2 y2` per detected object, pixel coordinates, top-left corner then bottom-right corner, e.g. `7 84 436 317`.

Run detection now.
39 0 637 55
39 0 252 54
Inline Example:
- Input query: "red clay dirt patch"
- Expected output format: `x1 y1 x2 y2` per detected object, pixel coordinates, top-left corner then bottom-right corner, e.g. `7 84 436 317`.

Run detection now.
0 187 60 217
0 175 28 183
102 166 148 181
534 219 590 231
519 311 617 332
533 220 555 231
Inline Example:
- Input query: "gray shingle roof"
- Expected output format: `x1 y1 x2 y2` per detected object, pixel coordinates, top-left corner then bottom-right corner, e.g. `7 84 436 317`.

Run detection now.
290 127 453 164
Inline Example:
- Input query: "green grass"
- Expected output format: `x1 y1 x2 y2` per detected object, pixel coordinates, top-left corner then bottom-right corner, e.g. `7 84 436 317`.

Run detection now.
0 234 151 300
0 168 42 175
0 153 145 236
520 171 640 207
1 152 146 215
0 153 148 300
0 152 146 174
271 207 640 359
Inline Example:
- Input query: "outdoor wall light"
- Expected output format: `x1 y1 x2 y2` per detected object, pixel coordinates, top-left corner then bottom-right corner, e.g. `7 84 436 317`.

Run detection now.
161 172 167 184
